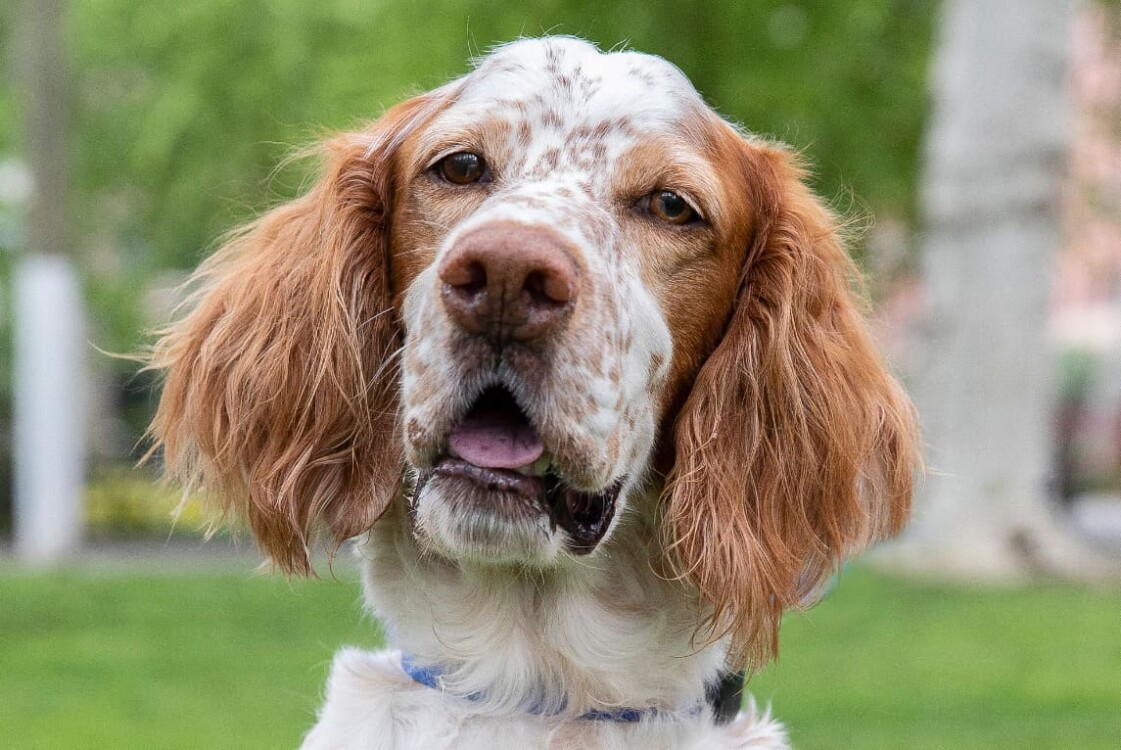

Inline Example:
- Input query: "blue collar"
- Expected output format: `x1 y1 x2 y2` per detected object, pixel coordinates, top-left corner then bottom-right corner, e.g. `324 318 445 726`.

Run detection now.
401 654 701 723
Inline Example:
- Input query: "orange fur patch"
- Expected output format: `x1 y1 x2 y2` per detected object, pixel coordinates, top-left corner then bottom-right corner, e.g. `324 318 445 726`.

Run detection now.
663 138 920 670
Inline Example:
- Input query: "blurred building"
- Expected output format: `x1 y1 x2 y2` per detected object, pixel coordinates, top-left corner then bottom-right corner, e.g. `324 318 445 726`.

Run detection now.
1054 4 1121 501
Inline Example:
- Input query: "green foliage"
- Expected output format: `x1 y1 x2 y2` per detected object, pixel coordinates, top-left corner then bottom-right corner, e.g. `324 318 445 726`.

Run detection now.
84 466 208 538
1 567 1118 748
0 3 16 158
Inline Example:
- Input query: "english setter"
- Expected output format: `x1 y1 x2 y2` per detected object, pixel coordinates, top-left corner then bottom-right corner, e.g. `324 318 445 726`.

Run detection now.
150 37 919 749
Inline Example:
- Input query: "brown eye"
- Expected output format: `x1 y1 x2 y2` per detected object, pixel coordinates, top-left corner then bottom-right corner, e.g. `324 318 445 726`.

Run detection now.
648 190 697 225
437 152 488 185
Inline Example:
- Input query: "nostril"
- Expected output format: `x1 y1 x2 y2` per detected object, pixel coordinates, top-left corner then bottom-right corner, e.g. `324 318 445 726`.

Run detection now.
443 259 487 297
440 257 489 333
524 271 571 309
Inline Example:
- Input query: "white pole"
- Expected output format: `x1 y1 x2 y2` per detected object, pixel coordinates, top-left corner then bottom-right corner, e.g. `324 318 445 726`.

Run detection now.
13 255 86 563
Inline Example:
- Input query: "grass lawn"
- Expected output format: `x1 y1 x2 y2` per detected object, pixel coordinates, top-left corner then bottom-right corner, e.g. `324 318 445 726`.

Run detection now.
1 562 1118 749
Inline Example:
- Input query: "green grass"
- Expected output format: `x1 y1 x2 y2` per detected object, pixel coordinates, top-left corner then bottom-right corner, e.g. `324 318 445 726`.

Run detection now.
749 571 1121 749
0 565 380 749
1 565 1118 749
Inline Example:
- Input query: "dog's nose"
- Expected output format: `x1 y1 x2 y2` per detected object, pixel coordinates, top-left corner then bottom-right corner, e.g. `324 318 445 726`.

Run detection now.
438 223 581 342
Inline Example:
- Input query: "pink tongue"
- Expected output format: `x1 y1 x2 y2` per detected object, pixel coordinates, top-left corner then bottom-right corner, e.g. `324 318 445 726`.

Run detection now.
449 414 544 470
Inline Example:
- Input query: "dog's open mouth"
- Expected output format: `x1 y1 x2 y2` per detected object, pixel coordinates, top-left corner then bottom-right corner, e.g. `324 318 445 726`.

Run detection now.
415 385 621 554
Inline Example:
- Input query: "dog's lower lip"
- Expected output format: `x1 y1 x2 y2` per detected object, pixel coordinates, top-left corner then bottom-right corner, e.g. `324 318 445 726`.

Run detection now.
416 457 622 554
431 457 543 497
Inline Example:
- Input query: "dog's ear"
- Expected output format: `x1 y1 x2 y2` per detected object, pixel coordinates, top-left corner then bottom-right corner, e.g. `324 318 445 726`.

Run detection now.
148 94 446 574
665 143 920 669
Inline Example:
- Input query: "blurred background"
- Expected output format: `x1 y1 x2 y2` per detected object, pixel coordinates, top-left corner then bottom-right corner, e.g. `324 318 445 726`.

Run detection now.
1 1 1119 748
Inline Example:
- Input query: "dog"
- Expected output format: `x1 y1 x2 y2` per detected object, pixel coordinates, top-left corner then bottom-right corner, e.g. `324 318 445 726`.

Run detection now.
149 36 920 749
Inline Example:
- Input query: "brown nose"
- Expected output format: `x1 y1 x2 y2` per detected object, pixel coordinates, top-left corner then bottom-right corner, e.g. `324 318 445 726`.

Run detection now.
438 223 581 342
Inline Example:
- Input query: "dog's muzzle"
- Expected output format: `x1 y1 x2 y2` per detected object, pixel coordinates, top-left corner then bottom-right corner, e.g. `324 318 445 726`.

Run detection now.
413 385 622 554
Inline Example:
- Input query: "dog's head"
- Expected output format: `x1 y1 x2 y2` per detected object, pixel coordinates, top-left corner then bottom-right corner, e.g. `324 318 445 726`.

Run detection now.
150 37 918 667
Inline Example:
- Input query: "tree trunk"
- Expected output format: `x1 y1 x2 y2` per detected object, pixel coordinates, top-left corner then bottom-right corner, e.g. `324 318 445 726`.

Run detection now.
897 0 1120 580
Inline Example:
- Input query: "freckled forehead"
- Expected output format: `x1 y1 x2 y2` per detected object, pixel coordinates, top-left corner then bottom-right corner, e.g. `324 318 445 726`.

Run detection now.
447 37 707 129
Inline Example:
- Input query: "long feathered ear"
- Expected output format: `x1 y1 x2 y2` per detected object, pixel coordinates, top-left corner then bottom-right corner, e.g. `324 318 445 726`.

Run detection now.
665 143 920 669
148 94 446 574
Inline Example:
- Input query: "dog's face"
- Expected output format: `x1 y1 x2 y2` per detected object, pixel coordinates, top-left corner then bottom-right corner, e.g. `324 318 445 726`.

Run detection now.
150 37 918 667
389 39 751 564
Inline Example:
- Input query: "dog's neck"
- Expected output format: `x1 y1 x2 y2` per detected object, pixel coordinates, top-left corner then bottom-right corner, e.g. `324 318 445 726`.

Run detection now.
358 492 725 715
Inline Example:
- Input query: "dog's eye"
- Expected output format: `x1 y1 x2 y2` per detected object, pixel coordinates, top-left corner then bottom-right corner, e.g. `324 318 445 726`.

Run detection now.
647 190 698 225
437 152 488 185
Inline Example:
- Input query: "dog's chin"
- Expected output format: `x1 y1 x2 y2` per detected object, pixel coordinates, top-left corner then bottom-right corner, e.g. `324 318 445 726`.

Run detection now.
410 458 622 567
